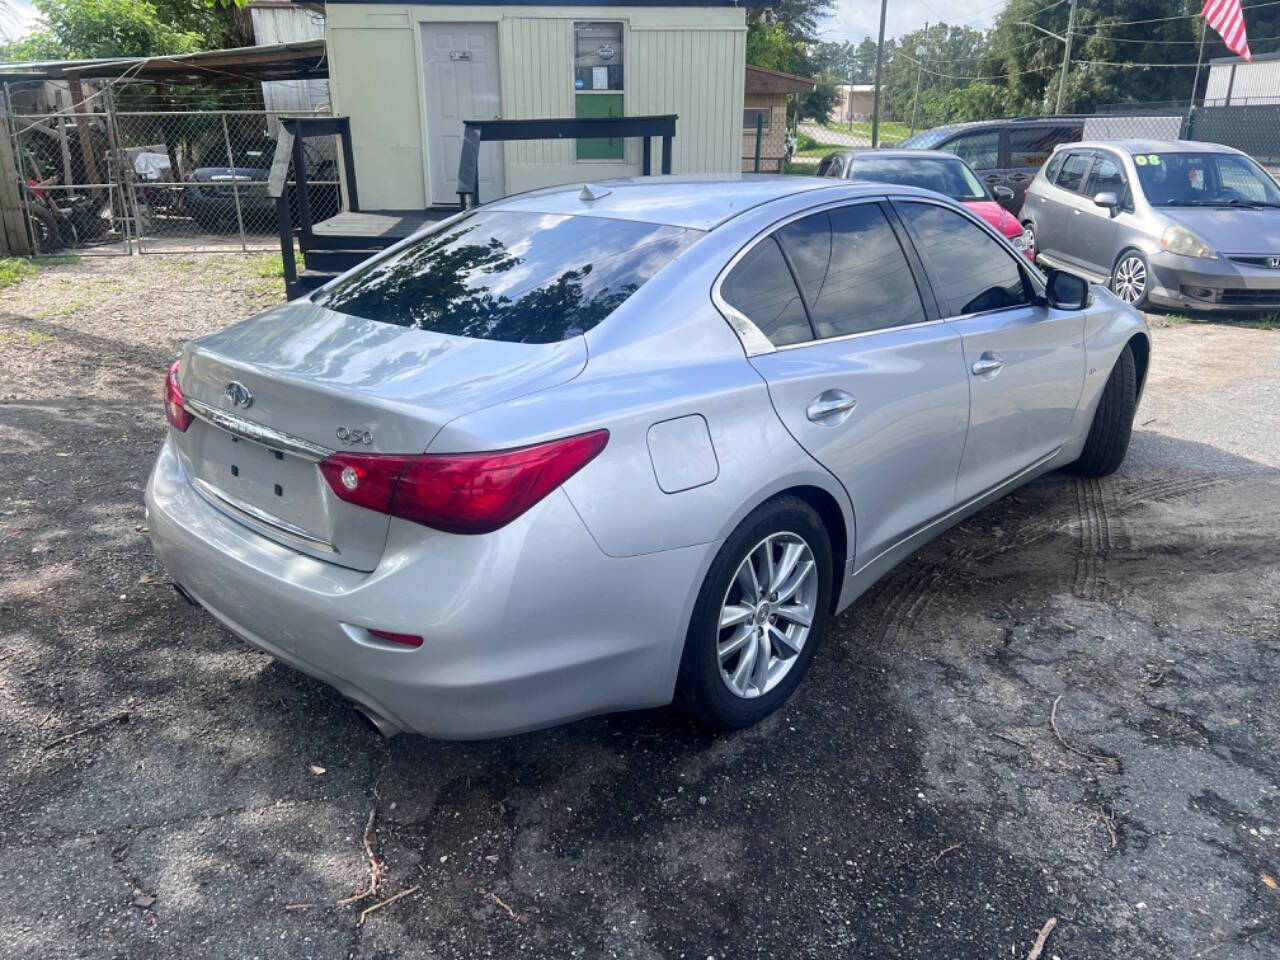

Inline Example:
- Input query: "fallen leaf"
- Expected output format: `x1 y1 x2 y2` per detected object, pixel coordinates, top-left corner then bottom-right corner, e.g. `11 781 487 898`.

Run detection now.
1263 873 1278 890
138 572 157 585
309 764 325 775
133 894 156 909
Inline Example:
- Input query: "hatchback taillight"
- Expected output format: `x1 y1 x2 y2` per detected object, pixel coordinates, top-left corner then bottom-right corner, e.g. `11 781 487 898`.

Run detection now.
318 430 608 535
165 360 192 432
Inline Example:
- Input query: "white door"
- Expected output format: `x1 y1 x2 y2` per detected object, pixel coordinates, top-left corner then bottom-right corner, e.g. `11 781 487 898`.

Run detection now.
421 22 504 206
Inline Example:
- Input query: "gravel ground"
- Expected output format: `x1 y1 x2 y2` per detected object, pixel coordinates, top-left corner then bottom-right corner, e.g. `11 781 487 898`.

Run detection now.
0 255 1277 959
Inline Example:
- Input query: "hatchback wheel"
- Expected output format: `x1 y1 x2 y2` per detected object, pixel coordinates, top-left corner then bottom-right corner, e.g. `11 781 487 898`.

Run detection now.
1111 251 1149 308
676 496 833 729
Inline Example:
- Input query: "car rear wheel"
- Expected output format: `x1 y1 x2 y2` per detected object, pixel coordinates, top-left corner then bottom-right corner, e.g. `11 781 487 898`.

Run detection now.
676 496 833 729
1111 250 1149 308
1068 343 1138 478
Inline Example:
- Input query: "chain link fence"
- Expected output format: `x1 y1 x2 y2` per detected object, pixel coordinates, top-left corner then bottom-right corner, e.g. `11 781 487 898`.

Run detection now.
3 81 341 256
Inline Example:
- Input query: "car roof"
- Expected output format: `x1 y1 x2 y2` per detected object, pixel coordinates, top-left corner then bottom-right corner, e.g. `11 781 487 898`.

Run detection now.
907 115 1087 137
1064 139 1244 156
824 149 964 162
485 174 888 231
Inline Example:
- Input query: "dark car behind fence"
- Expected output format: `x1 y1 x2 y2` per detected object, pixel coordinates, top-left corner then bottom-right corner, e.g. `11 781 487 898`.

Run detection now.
3 81 342 256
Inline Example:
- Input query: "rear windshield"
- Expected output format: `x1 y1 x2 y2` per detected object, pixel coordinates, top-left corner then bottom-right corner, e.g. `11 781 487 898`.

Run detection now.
847 156 985 202
315 211 697 343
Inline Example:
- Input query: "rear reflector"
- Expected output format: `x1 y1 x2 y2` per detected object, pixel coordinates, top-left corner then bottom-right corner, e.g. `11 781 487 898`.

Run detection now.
318 430 609 535
164 359 193 432
367 628 423 648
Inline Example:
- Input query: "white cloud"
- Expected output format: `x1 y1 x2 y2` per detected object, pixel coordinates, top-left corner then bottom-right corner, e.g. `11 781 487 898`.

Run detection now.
821 0 1005 45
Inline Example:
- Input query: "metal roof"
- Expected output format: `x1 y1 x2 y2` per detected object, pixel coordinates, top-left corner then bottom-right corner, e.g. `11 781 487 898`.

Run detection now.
0 39 327 83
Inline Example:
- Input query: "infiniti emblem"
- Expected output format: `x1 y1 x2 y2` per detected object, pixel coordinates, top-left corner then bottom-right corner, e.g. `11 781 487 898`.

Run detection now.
223 381 253 409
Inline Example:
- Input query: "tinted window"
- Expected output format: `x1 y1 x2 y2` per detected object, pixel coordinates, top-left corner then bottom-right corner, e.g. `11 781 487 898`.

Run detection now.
816 155 844 178
845 156 986 201
315 211 695 344
898 127 956 150
778 205 925 338
897 202 1031 317
1054 152 1091 192
1008 125 1079 168
1085 154 1126 198
721 237 811 346
939 130 999 170
198 139 276 169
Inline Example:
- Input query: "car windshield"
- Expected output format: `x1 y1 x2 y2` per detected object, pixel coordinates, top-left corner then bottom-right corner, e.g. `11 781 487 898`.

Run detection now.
897 128 955 149
314 210 698 343
1133 151 1280 207
198 140 276 169
846 156 987 202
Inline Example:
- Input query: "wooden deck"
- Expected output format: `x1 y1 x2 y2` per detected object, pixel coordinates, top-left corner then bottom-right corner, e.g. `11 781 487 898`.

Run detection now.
306 208 458 248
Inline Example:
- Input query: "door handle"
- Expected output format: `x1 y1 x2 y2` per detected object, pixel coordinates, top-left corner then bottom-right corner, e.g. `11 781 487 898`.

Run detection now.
971 352 1005 378
983 175 1001 184
806 390 857 423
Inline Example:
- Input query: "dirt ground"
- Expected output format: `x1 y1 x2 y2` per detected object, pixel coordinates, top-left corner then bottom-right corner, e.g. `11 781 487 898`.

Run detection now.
1 255 1277 960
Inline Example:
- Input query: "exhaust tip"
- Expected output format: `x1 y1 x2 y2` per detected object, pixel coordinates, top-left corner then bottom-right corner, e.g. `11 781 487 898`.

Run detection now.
353 705 400 738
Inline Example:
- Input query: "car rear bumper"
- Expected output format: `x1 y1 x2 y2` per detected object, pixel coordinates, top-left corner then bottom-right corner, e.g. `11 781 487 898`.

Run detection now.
1147 253 1280 311
145 437 709 738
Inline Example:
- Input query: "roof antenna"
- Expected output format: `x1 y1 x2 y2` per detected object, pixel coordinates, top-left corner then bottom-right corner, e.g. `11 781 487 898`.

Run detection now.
579 183 611 201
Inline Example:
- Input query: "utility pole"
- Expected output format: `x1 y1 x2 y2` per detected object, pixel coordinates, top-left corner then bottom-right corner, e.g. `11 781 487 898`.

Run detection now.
1056 0 1078 114
871 0 889 147
910 23 927 135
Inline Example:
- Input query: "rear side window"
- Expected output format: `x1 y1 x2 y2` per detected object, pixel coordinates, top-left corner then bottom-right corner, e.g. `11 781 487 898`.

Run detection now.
1054 152 1091 193
1008 126 1078 168
720 237 811 347
778 204 925 338
897 202 1031 317
315 211 696 344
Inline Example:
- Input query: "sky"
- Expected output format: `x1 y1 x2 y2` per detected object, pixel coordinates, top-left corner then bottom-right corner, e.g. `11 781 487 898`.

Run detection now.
823 0 1006 45
0 0 38 41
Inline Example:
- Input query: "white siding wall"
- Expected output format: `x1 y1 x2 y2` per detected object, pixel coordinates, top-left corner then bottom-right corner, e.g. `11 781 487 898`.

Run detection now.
1205 58 1280 105
326 3 746 208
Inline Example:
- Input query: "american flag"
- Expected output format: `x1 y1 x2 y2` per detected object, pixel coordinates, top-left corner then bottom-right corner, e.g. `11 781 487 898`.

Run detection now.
1202 0 1253 62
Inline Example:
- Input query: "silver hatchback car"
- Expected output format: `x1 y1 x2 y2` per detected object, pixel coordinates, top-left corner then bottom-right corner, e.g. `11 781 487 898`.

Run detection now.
147 176 1149 739
1023 139 1280 311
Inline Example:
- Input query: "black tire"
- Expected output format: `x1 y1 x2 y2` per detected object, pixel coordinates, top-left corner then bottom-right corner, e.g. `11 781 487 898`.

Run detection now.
26 204 61 253
1111 249 1150 310
1069 343 1138 478
675 495 834 730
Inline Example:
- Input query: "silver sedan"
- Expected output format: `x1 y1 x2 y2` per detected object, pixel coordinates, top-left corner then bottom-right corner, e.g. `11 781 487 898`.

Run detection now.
145 176 1149 738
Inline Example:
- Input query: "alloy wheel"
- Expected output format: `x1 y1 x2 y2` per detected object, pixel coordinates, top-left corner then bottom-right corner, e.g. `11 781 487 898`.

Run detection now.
716 532 819 699
1113 256 1147 304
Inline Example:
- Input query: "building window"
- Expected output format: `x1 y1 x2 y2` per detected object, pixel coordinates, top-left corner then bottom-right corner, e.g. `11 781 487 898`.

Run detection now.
744 107 772 132
574 22 625 161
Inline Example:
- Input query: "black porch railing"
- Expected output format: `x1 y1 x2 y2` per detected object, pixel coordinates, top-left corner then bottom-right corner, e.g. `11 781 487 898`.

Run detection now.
272 115 358 289
456 114 678 206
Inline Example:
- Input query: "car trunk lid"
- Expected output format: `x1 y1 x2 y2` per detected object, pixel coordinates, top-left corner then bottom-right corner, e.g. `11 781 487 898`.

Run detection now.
173 300 587 571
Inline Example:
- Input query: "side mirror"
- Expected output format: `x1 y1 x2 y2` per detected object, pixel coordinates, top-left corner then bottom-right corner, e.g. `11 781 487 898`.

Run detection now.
992 184 1015 207
1045 269 1090 311
1093 190 1119 212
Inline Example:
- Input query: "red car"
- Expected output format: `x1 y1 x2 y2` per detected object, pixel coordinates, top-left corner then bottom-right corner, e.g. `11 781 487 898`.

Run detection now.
815 149 1035 262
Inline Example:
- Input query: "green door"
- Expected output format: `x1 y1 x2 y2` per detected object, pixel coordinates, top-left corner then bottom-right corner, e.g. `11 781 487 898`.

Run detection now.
575 93 624 161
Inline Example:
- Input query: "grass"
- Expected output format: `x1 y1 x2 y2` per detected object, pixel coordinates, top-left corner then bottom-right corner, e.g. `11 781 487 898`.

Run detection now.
0 328 56 347
0 259 39 290
1229 313 1280 331
793 119 912 158
258 250 304 279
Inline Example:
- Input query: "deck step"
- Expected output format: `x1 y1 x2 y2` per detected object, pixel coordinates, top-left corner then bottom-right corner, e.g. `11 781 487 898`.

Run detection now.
303 248 381 272
285 269 337 299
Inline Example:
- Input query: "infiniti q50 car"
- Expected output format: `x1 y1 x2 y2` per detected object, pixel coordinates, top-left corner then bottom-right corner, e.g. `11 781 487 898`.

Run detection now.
146 176 1149 739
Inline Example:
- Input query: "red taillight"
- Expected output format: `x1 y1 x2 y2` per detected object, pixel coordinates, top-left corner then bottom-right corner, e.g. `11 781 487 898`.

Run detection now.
318 430 609 535
165 360 193 432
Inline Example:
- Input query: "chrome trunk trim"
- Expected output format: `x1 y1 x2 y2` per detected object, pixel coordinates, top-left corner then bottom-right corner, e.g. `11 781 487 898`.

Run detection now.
183 397 334 462
192 477 339 554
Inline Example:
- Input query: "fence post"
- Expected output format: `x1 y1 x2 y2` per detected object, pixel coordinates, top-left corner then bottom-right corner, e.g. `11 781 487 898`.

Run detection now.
0 84 32 256
221 113 249 253
753 113 763 173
